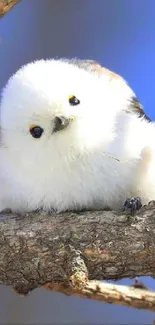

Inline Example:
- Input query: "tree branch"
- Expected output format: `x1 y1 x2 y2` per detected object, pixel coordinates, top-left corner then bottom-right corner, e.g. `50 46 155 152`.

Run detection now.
45 280 155 312
0 0 20 17
0 202 155 311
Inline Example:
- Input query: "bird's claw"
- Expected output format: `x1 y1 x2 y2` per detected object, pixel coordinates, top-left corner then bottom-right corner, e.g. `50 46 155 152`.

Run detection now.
123 197 142 216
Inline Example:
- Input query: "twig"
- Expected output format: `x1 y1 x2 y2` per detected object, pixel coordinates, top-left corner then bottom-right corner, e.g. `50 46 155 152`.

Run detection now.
0 0 20 17
44 280 155 312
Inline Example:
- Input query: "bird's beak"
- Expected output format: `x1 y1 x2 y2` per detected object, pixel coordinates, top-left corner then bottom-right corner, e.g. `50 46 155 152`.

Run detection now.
53 116 74 133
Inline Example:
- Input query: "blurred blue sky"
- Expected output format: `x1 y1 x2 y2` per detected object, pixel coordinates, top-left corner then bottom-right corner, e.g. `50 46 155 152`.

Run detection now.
0 1 155 324
1 0 155 119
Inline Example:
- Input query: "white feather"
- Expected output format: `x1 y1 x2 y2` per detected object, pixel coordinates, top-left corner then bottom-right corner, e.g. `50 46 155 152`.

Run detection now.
0 58 155 213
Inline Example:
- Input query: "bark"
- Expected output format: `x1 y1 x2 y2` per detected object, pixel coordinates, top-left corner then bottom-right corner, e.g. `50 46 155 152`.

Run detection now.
0 202 155 311
0 0 20 17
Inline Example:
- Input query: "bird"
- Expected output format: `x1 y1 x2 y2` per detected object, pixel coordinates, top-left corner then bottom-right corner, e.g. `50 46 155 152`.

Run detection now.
0 58 154 214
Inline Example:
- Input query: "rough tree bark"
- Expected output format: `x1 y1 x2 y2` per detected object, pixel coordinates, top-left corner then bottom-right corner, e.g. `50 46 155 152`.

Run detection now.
0 202 155 311
1 0 155 314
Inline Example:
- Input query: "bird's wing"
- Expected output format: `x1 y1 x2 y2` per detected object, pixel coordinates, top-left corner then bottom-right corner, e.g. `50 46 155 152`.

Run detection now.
68 59 151 122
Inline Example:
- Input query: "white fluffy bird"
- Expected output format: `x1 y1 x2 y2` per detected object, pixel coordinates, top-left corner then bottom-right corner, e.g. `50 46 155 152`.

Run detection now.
0 58 154 214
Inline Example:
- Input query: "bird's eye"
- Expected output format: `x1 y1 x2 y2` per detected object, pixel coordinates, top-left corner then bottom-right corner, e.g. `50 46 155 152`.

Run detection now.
29 125 44 138
69 95 80 106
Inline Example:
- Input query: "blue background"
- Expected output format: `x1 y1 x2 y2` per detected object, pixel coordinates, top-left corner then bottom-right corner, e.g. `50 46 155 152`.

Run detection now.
0 1 155 324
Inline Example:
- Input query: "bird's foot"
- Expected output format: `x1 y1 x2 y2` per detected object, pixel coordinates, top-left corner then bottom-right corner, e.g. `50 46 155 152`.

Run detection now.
123 197 142 216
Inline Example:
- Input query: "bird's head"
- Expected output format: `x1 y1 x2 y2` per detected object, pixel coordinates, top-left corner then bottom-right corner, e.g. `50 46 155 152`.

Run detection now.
0 59 132 169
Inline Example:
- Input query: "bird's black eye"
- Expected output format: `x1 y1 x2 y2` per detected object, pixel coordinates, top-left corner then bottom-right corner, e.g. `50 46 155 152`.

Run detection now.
69 95 80 106
29 125 44 138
